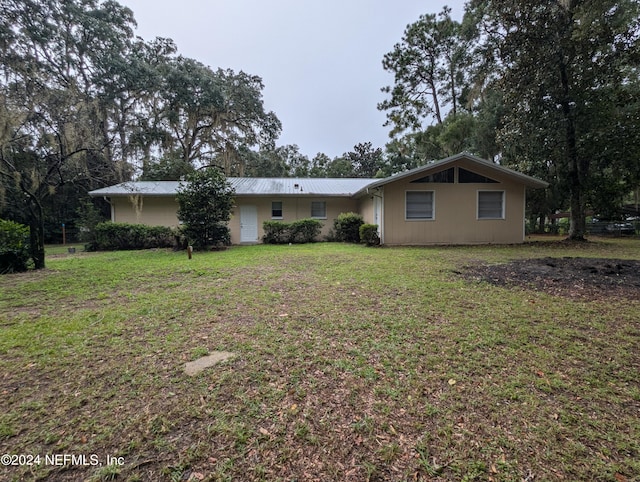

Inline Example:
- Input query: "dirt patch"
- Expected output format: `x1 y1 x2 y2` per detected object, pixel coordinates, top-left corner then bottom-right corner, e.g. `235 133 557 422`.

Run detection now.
461 257 640 299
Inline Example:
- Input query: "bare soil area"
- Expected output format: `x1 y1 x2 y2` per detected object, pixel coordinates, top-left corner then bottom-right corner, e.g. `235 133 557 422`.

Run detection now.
462 256 640 299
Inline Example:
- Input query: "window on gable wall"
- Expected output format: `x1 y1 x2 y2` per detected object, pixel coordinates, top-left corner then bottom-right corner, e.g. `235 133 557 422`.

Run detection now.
311 201 326 218
272 201 283 218
406 191 434 219
459 168 499 183
410 167 455 183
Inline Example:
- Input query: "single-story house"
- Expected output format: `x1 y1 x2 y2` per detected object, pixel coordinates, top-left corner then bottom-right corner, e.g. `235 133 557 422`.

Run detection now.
89 152 548 245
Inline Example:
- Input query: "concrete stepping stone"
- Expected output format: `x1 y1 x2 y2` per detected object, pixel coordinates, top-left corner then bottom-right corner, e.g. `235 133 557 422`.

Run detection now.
184 351 236 376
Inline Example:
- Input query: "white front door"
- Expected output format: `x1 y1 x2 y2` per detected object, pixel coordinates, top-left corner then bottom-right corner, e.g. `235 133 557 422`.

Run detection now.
240 205 258 243
373 195 383 242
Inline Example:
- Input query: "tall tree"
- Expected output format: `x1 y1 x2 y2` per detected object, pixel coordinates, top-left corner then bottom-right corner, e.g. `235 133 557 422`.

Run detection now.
325 157 355 178
160 56 225 168
379 6 471 136
467 0 640 239
157 61 281 176
309 152 331 177
209 69 282 176
345 142 384 178
381 137 423 177
0 0 137 268
275 144 310 177
105 36 178 176
244 147 287 177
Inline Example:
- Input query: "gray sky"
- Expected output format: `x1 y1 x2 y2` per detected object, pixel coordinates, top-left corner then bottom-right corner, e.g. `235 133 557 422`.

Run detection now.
118 0 467 159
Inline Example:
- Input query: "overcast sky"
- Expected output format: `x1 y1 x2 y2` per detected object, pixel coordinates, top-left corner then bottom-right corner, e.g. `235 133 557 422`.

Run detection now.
117 0 467 160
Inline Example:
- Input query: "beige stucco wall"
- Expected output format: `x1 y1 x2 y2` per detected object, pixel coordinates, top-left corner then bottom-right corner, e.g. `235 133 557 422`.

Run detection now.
111 196 179 227
381 160 526 245
230 196 360 243
110 194 359 244
358 196 375 224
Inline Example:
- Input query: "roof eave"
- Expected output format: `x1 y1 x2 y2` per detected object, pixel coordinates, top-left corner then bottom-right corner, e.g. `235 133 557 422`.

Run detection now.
235 192 361 197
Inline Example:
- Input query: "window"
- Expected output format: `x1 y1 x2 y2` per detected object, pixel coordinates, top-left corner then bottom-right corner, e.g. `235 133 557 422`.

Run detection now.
271 201 283 218
459 168 498 183
478 191 504 219
311 201 326 218
406 191 434 220
411 167 455 183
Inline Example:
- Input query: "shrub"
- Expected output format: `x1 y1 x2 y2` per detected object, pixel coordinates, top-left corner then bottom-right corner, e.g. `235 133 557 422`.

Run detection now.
0 219 31 273
76 200 107 244
91 222 176 251
333 212 364 243
263 219 323 244
263 221 290 244
323 228 338 242
176 168 234 249
359 224 380 246
289 219 323 243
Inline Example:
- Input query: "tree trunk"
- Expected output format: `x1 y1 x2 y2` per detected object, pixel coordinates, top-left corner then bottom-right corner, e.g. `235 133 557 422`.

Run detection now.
566 108 586 240
430 80 442 124
537 214 546 234
558 54 586 241
567 168 587 240
449 63 457 118
29 203 46 270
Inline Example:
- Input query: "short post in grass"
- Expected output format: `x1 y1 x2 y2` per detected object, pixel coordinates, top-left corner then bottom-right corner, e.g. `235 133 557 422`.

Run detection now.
187 245 193 259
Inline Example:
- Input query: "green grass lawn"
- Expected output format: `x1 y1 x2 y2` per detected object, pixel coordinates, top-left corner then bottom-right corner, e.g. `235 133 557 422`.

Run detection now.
1 239 639 481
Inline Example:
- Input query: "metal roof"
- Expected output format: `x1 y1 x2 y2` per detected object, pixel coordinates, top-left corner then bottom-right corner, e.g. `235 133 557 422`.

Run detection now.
89 181 182 197
89 178 376 197
88 153 549 199
230 177 374 196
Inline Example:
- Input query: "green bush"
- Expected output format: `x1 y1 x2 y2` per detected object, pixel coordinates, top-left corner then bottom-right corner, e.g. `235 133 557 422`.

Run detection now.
359 224 380 246
263 219 323 244
0 219 31 273
262 221 290 244
90 222 176 251
290 219 323 243
333 212 364 243
76 200 107 244
176 168 234 249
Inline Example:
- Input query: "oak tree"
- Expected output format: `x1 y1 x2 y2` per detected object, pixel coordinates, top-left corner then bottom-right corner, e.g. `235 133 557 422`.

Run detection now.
467 0 640 239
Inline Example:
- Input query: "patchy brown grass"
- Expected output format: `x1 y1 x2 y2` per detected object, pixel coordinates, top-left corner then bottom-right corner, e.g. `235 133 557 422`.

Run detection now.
0 239 639 481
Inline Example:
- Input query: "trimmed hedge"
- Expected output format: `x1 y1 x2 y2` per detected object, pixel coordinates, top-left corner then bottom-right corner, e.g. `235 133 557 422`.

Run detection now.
333 212 364 243
88 222 176 251
0 219 31 273
359 224 380 246
263 219 323 244
262 221 290 244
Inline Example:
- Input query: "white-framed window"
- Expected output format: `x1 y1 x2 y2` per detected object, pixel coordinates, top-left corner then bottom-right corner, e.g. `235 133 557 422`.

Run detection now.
406 191 434 220
478 191 505 219
271 201 283 219
311 201 326 218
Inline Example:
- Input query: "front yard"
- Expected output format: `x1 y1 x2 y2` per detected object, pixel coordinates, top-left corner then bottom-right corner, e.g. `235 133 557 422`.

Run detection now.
1 239 638 481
